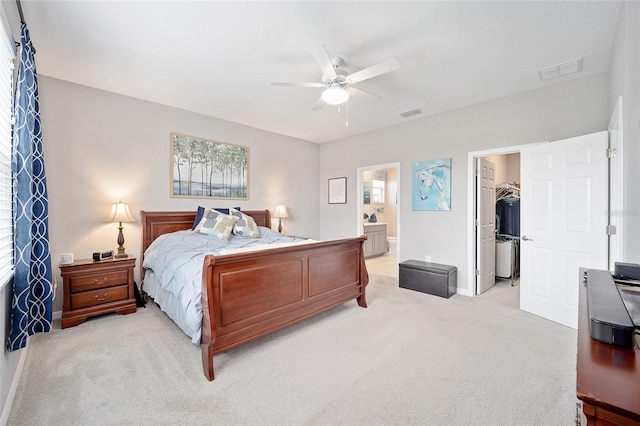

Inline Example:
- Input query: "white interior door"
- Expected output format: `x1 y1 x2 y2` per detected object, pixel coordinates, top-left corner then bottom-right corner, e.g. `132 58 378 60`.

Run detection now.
520 131 608 329
476 158 496 294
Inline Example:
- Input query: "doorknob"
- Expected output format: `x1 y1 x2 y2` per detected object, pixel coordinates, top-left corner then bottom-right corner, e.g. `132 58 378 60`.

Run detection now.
522 235 533 241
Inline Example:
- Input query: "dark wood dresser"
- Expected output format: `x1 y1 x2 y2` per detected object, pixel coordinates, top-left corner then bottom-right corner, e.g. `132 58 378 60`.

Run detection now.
576 278 640 425
60 257 136 328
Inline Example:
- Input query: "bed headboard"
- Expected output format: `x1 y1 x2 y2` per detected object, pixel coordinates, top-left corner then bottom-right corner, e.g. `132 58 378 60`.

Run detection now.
140 210 271 275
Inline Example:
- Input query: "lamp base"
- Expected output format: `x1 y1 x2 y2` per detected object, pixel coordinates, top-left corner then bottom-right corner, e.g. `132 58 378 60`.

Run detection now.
116 224 128 258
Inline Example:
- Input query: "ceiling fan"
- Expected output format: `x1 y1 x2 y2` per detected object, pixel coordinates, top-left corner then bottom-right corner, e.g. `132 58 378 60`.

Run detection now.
271 44 401 109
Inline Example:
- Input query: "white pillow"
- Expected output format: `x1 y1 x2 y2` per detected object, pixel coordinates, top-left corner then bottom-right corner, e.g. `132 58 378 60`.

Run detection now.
229 208 260 238
193 208 239 241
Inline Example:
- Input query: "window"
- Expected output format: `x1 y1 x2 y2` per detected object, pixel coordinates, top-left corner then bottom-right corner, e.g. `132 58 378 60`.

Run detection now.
372 179 385 204
0 14 14 288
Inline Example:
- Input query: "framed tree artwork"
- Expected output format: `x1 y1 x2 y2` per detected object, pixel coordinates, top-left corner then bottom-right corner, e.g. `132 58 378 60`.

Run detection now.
171 132 249 200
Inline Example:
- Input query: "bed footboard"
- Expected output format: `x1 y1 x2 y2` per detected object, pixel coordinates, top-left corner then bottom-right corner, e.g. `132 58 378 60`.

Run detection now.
200 236 368 381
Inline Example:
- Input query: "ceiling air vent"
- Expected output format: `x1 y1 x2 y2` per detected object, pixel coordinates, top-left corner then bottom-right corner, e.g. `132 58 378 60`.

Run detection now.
538 58 583 81
399 108 424 118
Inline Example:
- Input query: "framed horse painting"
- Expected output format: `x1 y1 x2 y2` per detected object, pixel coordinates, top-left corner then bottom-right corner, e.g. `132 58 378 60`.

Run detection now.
412 158 451 211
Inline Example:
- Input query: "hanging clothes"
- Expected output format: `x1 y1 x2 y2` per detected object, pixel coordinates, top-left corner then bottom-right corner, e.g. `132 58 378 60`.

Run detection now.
496 195 520 237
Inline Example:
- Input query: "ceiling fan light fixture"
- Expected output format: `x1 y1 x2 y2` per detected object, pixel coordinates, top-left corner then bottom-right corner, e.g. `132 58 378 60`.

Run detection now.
322 86 349 105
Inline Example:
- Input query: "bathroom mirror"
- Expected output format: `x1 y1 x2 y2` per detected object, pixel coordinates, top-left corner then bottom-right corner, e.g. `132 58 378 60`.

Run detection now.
372 179 385 203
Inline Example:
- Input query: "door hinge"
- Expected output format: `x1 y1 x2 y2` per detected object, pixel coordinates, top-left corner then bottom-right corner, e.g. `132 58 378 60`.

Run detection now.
607 148 617 158
475 219 479 226
475 269 480 276
606 225 617 235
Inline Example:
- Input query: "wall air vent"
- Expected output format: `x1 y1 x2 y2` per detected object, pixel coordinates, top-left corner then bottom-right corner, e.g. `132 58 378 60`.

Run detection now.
399 108 424 118
538 58 583 81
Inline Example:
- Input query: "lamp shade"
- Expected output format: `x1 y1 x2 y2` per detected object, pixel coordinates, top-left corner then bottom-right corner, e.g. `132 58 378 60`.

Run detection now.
272 204 289 219
321 86 349 105
105 202 135 223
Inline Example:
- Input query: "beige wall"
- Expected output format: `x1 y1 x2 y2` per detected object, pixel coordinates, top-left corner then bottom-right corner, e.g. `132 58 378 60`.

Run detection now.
319 72 611 295
39 76 320 313
484 153 520 186
385 167 398 237
505 153 521 183
483 155 508 185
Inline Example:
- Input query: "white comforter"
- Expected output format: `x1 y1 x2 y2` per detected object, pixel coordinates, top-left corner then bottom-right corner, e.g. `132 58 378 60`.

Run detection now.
142 227 310 343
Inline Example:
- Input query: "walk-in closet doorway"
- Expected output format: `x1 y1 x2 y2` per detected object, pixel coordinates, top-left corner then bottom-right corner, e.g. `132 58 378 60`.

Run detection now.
469 131 610 329
475 152 521 305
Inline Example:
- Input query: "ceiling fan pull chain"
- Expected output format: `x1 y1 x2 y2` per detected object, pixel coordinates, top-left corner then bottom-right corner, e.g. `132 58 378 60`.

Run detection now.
345 99 349 127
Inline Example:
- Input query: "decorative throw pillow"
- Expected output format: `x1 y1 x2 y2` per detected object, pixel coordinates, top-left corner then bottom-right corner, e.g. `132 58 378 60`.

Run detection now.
191 206 240 230
229 208 260 238
193 208 239 241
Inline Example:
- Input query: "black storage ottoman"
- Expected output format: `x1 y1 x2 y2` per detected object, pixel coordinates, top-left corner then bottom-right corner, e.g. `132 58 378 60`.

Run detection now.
399 260 457 298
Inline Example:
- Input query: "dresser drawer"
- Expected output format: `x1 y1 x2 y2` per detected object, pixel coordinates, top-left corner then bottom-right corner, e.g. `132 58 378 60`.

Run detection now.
70 285 129 310
69 270 129 293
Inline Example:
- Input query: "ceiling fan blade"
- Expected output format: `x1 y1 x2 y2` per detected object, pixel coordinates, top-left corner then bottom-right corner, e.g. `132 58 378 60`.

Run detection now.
309 44 337 80
311 96 325 110
346 57 401 84
271 81 324 88
346 86 381 99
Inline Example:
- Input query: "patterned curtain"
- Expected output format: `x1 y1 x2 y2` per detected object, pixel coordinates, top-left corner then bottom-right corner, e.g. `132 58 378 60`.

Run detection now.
7 23 52 351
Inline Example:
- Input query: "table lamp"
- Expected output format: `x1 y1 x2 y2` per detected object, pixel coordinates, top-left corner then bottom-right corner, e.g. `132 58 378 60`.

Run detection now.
106 201 135 258
272 204 289 233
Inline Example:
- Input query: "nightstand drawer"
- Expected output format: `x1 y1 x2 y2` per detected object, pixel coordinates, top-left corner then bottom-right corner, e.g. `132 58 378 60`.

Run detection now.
69 270 129 293
70 285 129 310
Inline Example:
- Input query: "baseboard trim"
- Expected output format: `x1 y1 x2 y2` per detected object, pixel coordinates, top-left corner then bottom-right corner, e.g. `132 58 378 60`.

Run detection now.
0 309 60 425
456 287 473 297
0 343 28 426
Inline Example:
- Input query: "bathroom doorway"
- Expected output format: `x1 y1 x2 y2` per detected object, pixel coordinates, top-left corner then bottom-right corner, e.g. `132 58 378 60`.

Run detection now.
357 162 400 279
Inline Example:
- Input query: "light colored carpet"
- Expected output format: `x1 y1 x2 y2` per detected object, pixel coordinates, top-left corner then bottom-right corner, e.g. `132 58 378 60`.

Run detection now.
8 274 577 425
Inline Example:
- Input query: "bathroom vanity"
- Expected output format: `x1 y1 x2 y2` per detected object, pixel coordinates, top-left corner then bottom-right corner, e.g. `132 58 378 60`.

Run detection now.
363 223 387 258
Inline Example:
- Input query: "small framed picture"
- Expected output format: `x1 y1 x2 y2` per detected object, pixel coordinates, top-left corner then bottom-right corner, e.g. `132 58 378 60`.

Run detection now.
328 177 347 204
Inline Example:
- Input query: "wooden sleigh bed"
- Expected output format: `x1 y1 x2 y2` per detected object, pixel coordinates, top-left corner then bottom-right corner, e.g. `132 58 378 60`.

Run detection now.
140 210 369 381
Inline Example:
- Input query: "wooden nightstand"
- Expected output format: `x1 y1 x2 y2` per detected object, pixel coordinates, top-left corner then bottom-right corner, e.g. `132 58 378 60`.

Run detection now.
60 257 137 328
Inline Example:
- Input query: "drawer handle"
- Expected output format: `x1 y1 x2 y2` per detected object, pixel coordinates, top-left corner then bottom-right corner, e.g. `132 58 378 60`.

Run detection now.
94 293 108 302
93 277 109 285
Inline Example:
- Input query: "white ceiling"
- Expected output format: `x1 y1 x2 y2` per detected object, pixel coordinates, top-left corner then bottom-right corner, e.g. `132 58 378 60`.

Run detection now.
20 1 621 143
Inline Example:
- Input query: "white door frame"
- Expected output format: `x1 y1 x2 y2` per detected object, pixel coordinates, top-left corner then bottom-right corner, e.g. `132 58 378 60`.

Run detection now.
356 162 401 252
466 143 545 296
608 96 624 268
